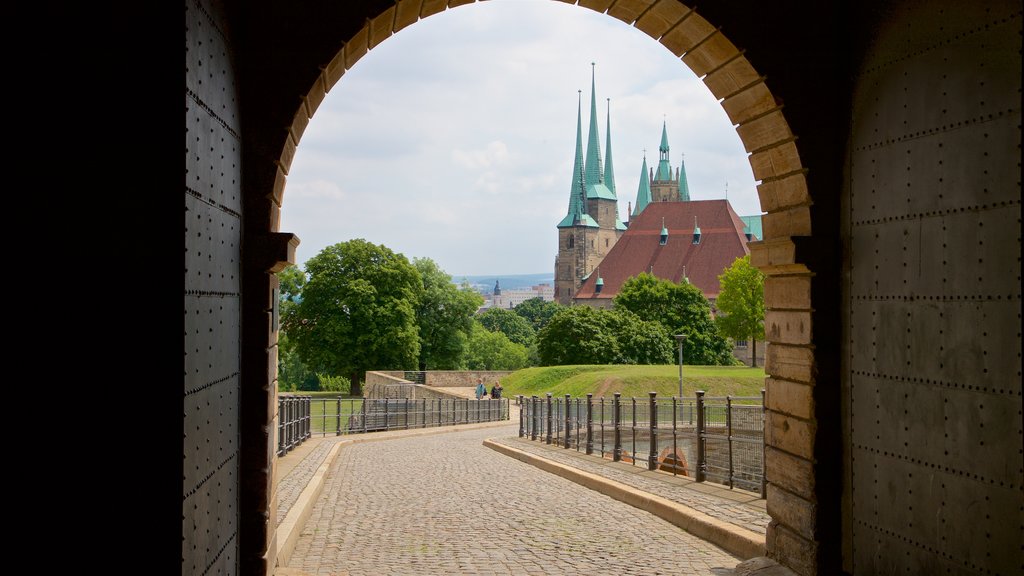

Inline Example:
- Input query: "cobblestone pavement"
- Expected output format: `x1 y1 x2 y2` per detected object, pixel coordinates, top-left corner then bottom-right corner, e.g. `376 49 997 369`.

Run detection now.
492 437 770 535
277 439 339 527
288 423 739 575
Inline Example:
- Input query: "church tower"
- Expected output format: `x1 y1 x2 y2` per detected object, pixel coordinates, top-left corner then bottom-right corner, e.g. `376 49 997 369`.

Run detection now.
633 122 692 218
554 65 625 305
650 121 682 203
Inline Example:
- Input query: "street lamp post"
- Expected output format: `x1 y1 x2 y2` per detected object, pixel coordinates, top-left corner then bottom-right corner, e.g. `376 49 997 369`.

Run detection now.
674 334 685 398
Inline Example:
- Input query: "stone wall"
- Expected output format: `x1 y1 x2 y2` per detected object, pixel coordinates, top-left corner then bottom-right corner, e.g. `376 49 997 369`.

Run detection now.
364 371 414 399
423 371 514 387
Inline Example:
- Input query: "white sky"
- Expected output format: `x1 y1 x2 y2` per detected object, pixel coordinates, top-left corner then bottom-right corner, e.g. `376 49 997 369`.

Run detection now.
282 0 763 276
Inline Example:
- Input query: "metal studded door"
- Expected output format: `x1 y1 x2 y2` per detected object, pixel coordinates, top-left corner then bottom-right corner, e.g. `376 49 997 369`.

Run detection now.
843 2 1021 573
185 0 241 573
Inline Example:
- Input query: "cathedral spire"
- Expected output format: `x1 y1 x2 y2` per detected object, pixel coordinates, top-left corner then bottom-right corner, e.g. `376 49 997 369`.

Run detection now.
558 90 596 228
604 98 616 197
656 120 672 181
632 153 652 217
679 153 691 202
584 63 603 187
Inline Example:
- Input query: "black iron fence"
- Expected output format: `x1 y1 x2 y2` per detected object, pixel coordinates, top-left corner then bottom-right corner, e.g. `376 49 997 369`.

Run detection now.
519 390 766 496
278 394 312 456
278 395 509 456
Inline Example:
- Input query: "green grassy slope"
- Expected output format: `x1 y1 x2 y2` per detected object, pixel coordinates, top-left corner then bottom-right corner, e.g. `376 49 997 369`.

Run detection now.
500 365 766 399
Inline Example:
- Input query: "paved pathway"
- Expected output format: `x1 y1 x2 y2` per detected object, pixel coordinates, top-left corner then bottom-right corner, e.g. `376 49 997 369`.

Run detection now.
286 422 739 575
491 437 770 535
277 439 337 527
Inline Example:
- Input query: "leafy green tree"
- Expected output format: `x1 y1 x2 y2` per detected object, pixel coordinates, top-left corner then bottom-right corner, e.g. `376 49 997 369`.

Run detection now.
477 307 536 347
278 265 306 302
614 273 734 365
607 309 675 365
513 297 563 332
277 333 315 392
536 306 619 365
715 256 766 367
414 258 483 370
464 322 529 370
283 240 423 396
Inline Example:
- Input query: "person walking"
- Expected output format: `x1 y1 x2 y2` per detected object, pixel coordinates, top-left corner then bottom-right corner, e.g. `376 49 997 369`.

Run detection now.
474 378 487 400
490 381 503 399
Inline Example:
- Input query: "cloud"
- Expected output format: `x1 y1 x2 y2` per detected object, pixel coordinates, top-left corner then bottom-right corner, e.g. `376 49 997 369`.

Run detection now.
451 140 510 170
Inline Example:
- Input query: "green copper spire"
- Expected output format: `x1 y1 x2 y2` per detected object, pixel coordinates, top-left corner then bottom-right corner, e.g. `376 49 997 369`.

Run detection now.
678 153 691 201
585 63 603 187
605 98 627 230
604 99 616 197
580 64 615 202
656 121 672 181
632 154 652 217
559 92 596 228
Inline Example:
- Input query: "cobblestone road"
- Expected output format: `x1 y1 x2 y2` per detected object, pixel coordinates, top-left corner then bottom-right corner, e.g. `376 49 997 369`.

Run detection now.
288 423 739 575
491 437 769 535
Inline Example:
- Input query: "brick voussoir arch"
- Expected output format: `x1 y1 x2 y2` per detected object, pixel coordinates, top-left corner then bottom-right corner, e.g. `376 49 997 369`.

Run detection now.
267 0 817 572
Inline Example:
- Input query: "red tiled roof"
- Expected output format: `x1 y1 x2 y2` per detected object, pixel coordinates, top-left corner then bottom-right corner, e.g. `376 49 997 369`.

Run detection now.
574 200 752 301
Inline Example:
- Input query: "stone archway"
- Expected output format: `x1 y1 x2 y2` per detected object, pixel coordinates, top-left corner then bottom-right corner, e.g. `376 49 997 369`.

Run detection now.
257 1 820 573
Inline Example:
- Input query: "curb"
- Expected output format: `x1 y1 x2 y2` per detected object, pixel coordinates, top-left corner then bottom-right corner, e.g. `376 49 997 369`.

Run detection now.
275 418 515 569
483 438 766 561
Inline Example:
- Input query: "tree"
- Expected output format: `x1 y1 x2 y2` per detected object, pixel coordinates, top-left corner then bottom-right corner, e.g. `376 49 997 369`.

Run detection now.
513 297 563 332
607 309 675 365
614 273 734 365
715 256 766 367
283 240 423 396
477 307 536 347
414 258 483 370
463 322 529 370
536 306 619 365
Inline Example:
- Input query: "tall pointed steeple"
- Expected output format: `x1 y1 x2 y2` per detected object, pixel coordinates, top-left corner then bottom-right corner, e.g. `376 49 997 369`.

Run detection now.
584 63 603 187
603 98 615 196
656 121 672 181
559 90 597 228
604 98 627 231
632 154 652 217
678 153 691 202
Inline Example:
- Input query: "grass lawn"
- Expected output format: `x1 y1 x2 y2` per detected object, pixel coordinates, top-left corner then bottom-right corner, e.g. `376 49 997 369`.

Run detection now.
500 365 766 399
281 395 363 434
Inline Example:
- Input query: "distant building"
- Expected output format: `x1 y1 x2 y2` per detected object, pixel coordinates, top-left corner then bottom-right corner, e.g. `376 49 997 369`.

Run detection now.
489 280 555 309
574 200 753 306
553 65 626 305
552 67 765 364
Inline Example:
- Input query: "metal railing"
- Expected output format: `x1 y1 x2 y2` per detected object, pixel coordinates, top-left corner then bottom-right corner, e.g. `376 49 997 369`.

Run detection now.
519 390 766 496
278 396 509 456
277 394 312 456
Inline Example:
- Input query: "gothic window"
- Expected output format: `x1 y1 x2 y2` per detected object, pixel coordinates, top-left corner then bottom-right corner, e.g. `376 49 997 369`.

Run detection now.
568 236 574 249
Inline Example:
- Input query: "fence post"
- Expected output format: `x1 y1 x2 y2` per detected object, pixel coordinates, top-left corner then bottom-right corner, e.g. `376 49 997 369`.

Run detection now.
696 390 706 483
518 396 524 437
564 394 572 448
383 398 390 432
531 396 538 440
727 395 734 489
585 394 593 455
761 388 767 499
336 396 342 436
362 397 368 433
304 396 311 439
277 396 284 456
648 392 658 471
284 397 291 453
545 393 553 445
613 393 622 462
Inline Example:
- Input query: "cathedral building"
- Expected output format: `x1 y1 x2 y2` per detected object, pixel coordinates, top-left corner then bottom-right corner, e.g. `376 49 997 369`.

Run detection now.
553 66 626 305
